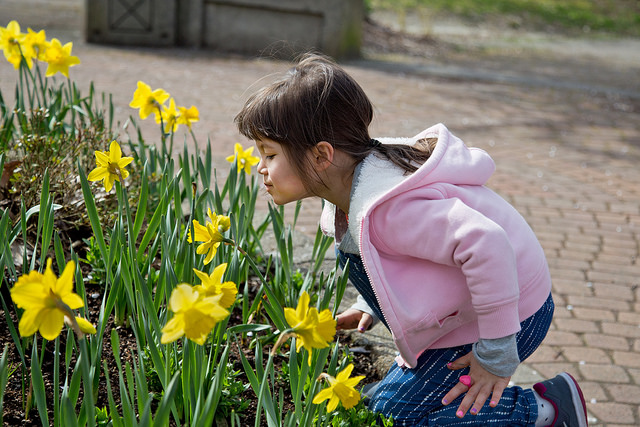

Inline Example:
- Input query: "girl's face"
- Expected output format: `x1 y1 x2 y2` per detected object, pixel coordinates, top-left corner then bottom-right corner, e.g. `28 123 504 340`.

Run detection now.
255 139 312 205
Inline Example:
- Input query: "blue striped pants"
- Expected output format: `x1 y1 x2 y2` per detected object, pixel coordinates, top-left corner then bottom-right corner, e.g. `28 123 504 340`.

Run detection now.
338 251 554 426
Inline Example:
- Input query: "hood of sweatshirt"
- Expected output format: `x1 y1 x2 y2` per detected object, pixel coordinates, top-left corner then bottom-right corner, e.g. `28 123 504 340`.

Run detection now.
327 123 496 245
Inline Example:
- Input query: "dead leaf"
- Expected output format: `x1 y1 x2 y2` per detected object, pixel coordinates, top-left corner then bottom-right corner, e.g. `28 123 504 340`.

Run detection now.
1 160 21 190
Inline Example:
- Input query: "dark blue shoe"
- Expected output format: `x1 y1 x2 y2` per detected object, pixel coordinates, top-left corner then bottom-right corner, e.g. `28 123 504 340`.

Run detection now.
533 372 588 427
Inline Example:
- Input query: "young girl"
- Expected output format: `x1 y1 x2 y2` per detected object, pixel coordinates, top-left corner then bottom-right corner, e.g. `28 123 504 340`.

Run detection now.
235 53 588 426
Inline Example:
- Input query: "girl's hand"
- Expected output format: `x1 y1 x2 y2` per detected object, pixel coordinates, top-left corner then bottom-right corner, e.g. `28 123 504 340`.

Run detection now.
441 351 511 418
336 308 373 333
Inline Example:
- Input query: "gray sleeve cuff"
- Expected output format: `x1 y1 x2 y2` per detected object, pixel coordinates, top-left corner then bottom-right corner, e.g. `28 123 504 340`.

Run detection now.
472 333 520 377
350 295 380 328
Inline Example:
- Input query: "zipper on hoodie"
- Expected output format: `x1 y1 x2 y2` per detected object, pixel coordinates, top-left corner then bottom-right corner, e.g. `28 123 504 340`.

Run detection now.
358 221 391 330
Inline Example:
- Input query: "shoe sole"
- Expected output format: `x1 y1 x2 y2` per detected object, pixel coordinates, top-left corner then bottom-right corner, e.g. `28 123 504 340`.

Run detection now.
559 372 588 427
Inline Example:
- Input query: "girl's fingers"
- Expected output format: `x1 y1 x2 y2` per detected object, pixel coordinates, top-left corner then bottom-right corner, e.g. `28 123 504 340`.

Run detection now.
462 382 507 416
444 378 505 418
357 313 373 333
336 309 366 330
447 352 473 370
456 397 473 418
489 384 506 408
453 376 476 418
468 388 491 415
441 381 468 407
442 374 473 407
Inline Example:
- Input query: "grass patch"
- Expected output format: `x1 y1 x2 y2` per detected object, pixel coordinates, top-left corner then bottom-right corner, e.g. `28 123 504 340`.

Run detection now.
367 0 640 36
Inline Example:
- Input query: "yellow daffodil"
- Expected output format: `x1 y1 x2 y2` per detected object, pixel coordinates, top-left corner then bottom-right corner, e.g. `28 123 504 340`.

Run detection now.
187 209 231 265
160 284 229 345
177 105 199 129
43 38 80 78
129 81 170 120
193 263 237 309
24 28 47 61
10 259 84 341
0 20 30 69
226 143 260 175
157 98 179 133
313 364 365 412
284 292 336 363
87 140 134 193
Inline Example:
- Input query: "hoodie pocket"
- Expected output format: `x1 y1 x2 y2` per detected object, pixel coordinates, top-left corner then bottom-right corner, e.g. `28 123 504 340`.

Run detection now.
404 310 461 334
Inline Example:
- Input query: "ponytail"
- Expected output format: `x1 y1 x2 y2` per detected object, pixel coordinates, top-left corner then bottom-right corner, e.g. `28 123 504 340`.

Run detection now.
369 137 438 174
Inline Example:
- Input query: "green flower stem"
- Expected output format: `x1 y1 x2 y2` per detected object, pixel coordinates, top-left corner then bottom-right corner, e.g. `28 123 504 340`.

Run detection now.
224 238 288 331
66 78 76 136
19 54 39 109
53 337 60 426
156 103 170 160
78 338 96 426
256 351 278 427
33 61 47 107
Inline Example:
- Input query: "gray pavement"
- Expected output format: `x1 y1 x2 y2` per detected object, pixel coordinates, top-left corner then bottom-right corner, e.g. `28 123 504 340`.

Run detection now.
2 1 640 425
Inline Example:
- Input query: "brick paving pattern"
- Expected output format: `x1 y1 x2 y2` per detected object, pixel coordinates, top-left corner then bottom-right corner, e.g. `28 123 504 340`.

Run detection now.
1 1 639 425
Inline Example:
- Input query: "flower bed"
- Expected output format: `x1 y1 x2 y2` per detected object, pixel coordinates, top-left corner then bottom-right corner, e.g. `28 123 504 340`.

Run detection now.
0 21 392 426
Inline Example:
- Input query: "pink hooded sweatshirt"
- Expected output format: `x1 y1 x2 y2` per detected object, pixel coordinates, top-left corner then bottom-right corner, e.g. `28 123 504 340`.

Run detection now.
320 123 551 368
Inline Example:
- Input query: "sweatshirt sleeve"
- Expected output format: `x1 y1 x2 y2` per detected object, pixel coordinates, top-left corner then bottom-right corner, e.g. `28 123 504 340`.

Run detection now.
473 334 520 377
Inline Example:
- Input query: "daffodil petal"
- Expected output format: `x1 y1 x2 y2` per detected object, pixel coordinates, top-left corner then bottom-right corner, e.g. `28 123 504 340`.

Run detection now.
109 141 122 159
203 245 217 265
10 281 46 308
168 284 199 312
191 221 210 242
336 363 354 381
54 260 76 296
103 173 114 192
161 317 185 344
87 167 108 182
193 268 209 284
18 308 43 337
296 292 310 321
327 395 340 412
61 293 84 310
39 308 65 341
118 156 134 167
344 376 366 388
211 263 227 283
312 387 334 405
196 241 212 256
284 307 299 329
95 151 110 165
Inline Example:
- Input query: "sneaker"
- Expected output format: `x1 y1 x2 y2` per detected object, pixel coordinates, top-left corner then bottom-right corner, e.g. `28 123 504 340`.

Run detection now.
533 372 588 427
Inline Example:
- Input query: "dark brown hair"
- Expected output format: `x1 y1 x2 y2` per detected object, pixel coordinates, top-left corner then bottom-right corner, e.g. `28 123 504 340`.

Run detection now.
234 53 435 191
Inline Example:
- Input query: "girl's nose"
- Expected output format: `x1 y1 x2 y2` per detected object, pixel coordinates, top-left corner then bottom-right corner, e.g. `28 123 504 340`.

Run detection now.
257 158 267 175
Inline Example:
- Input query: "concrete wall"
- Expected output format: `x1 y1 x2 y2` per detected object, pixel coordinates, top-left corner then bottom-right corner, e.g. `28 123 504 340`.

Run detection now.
87 0 363 58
